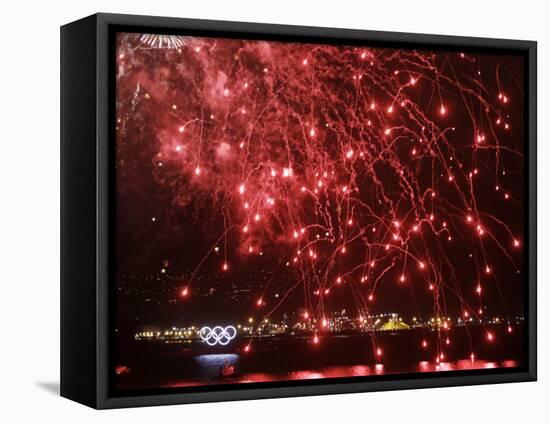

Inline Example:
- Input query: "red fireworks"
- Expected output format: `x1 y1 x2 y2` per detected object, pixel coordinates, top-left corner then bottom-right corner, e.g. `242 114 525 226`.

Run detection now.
116 32 524 365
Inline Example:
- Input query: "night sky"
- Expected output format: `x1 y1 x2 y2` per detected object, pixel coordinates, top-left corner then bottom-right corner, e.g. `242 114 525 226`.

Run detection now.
114 32 525 336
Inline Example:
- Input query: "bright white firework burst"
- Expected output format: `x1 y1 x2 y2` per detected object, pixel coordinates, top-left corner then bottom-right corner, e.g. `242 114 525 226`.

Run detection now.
139 33 188 49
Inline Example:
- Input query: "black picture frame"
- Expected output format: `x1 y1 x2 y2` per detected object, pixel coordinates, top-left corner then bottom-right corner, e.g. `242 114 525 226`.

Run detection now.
61 12 537 409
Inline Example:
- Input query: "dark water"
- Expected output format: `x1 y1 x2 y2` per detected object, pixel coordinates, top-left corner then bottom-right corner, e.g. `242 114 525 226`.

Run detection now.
115 324 524 390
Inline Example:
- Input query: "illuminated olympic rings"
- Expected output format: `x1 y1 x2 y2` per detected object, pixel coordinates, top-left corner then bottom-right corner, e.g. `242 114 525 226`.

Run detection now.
199 325 237 346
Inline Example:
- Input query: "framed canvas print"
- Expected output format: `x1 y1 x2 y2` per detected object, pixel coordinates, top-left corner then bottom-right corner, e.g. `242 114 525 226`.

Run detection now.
60 13 537 409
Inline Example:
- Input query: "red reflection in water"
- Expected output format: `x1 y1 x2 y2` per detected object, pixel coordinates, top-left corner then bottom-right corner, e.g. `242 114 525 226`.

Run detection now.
239 373 273 383
290 371 324 380
164 359 518 388
166 381 208 388
115 365 130 375
416 359 515 372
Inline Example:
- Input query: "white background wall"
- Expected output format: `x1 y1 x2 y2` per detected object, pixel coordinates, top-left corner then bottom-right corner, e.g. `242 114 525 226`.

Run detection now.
0 0 547 420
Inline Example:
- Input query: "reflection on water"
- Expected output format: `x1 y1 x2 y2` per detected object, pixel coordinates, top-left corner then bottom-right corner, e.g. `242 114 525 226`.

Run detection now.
165 356 518 388
193 354 239 379
117 326 524 390
416 359 518 372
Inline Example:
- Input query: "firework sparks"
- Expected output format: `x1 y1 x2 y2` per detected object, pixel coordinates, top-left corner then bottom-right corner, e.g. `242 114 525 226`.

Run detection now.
115 32 525 383
139 33 188 49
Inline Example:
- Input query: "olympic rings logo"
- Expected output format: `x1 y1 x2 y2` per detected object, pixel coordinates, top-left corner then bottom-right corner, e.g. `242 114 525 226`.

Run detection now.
199 325 237 346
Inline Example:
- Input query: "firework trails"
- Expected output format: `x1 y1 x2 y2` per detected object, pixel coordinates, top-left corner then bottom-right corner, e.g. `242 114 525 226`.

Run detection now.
114 32 525 389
